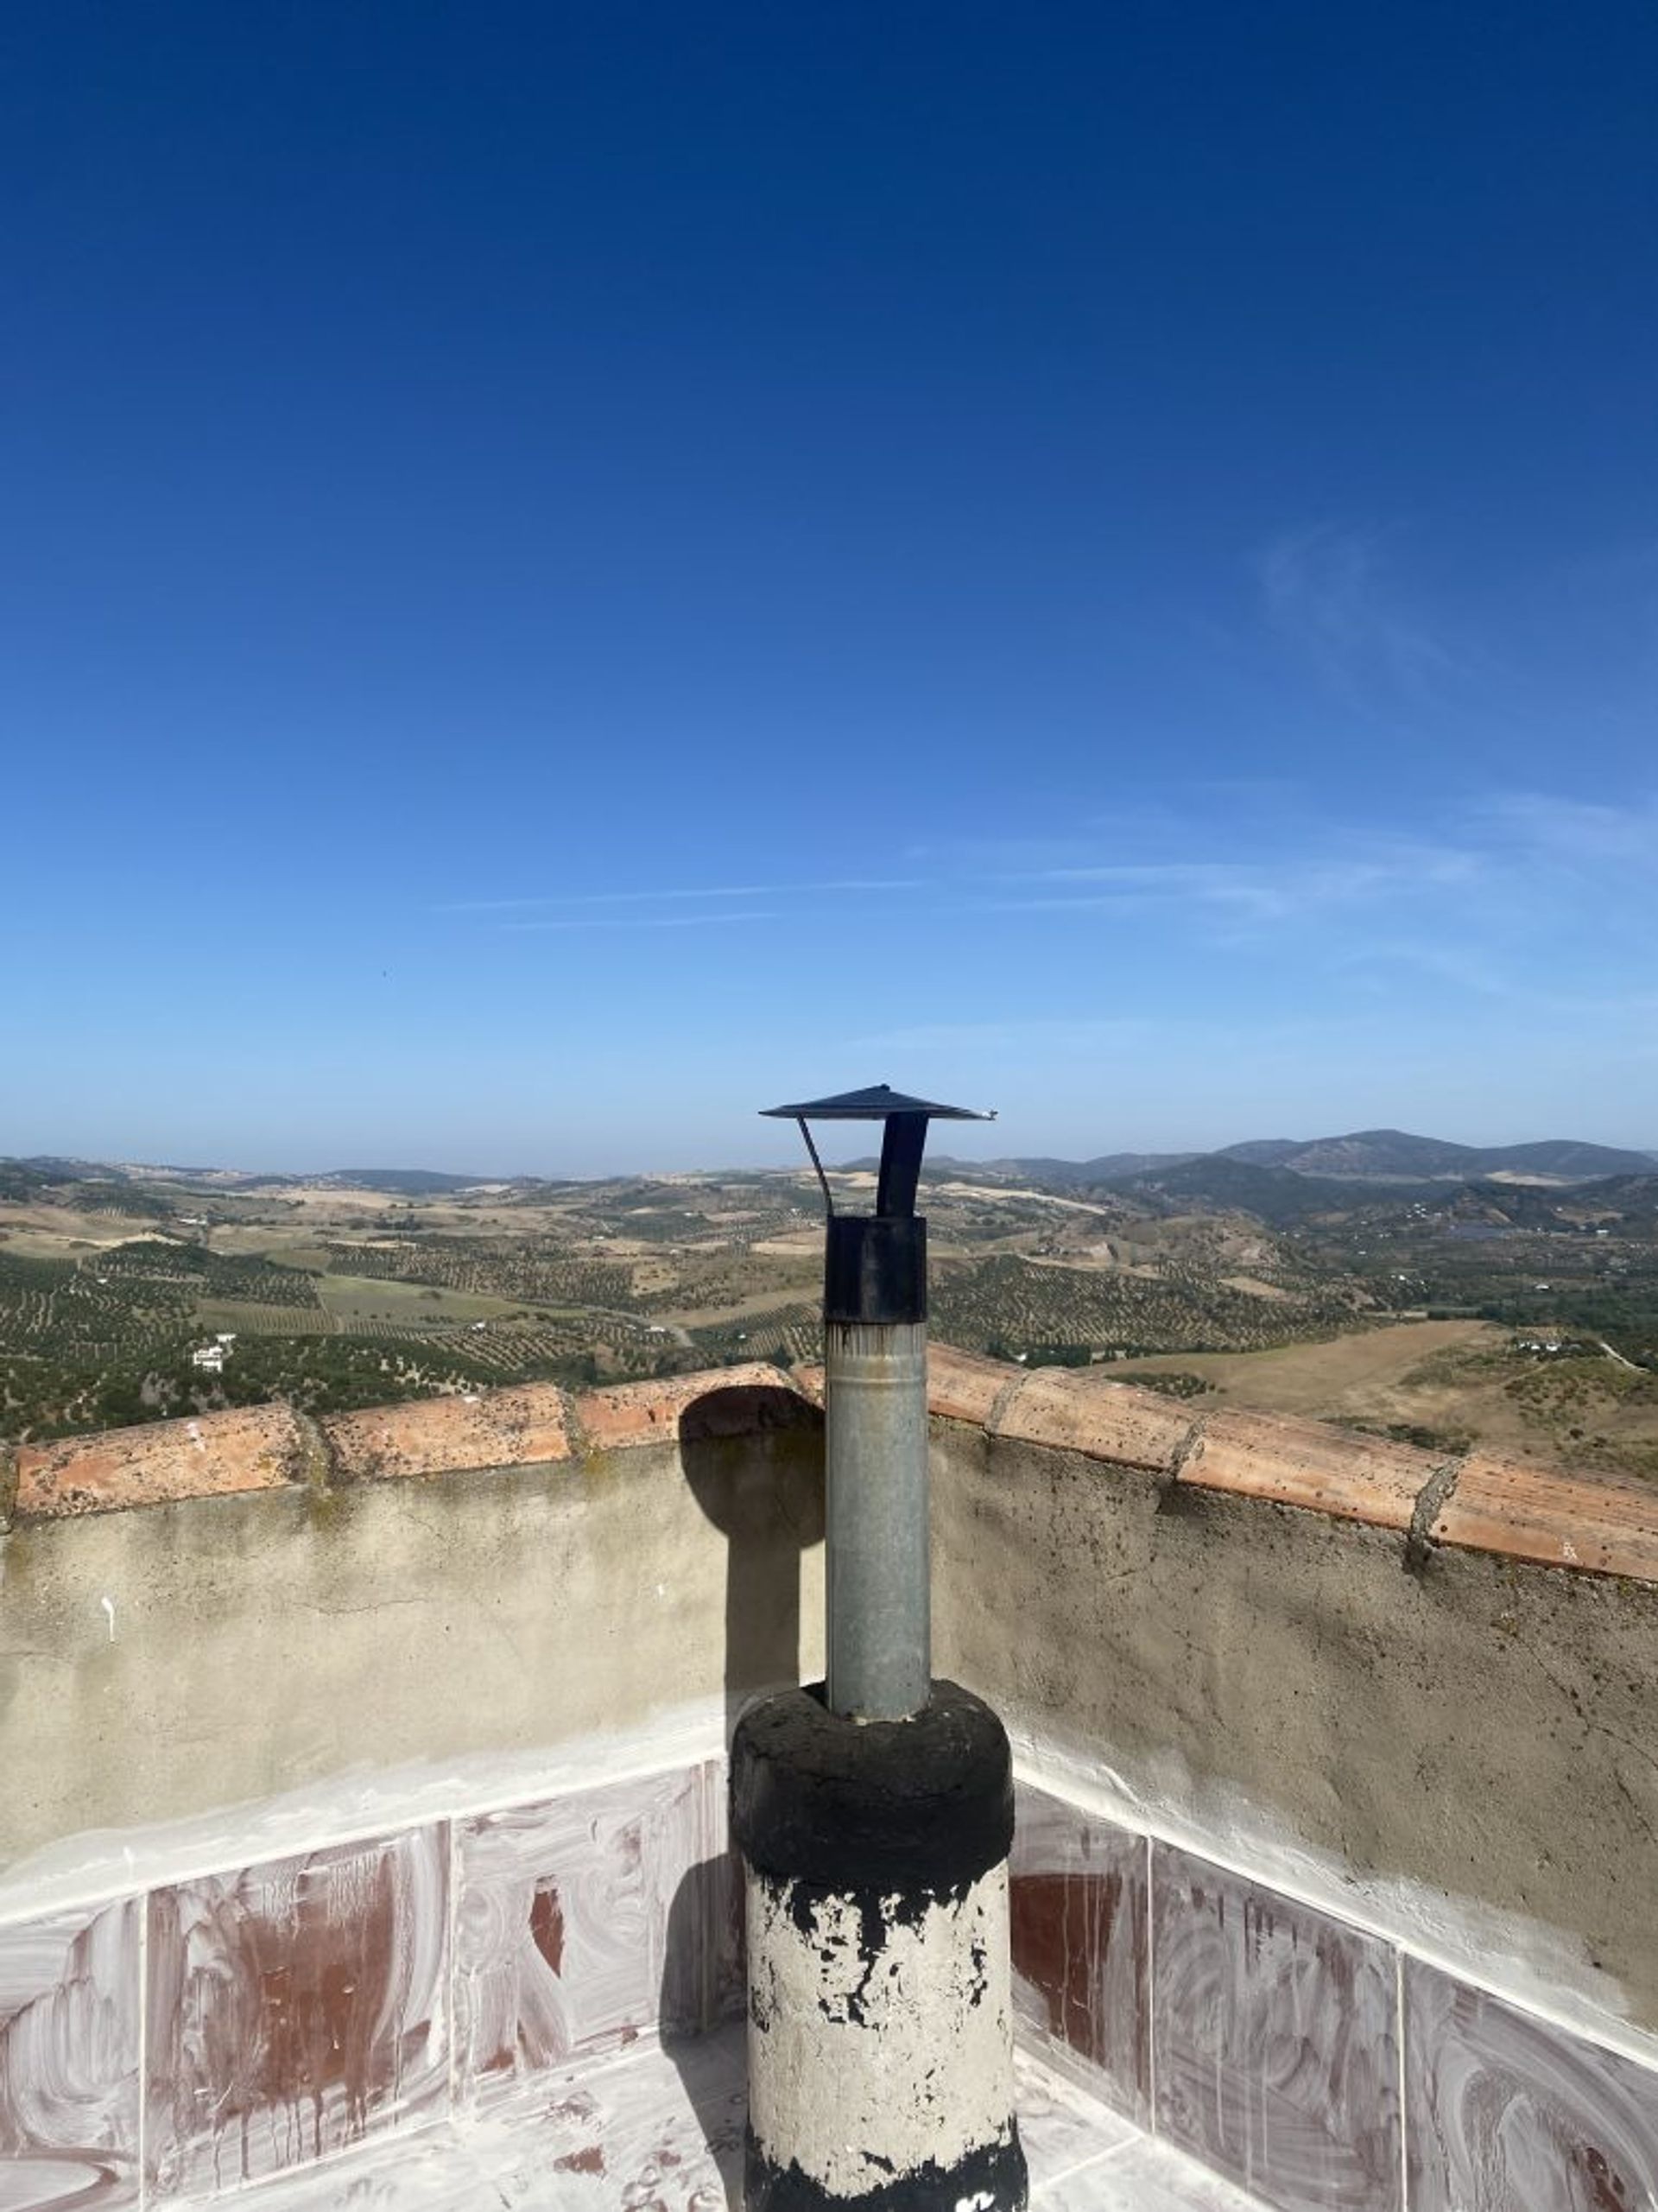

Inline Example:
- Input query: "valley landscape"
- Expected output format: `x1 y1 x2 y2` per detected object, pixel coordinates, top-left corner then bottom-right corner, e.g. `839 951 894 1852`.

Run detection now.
3 1129 1657 1483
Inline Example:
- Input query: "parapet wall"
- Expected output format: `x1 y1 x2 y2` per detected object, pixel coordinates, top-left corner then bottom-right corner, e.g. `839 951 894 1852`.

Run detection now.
922 1350 1658 2046
0 1370 826 1871
918 1351 1658 2204
3 1351 1657 2206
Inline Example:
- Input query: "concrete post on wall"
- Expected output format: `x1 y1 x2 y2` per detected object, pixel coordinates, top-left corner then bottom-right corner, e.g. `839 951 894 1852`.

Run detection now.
741 1088 1026 2212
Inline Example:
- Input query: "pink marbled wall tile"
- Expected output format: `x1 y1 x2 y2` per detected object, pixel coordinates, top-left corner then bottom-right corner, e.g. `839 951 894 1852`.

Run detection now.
455 1764 718 2098
1153 1843 1401 2212
146 1825 449 2200
1009 1783 1150 2126
0 1898 140 2211
1406 1956 1658 2212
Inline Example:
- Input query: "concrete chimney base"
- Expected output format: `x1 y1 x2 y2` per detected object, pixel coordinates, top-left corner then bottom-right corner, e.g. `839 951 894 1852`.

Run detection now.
731 1683 1028 2212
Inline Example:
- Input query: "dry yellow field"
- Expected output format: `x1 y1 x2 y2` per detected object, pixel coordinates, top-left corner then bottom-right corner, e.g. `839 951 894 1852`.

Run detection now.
1112 1321 1658 1480
1114 1320 1495 1411
0 1203 161 1256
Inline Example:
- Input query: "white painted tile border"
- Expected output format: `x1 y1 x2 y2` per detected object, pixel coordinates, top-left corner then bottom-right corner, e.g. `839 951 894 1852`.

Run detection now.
0 1695 728 1927
1010 1723 1658 2084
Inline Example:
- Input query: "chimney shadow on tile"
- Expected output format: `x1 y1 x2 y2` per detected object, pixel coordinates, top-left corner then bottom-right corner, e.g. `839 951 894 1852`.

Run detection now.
664 1381 826 2201
660 1867 749 2207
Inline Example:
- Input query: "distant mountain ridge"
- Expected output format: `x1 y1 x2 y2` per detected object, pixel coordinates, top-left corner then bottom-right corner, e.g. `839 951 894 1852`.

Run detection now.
931 1127 1657 1195
0 1157 499 1197
2 1129 1655 1201
1103 1154 1403 1226
1212 1130 1658 1182
321 1168 492 1194
942 1150 1199 1184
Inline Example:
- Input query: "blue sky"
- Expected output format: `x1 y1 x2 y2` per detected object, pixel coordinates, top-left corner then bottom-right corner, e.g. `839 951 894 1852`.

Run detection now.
3 3 1655 1173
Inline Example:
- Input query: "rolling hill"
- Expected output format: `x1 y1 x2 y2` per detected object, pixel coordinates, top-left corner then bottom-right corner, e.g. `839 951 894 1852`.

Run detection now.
968 1130 1656 1194
1215 1131 1657 1182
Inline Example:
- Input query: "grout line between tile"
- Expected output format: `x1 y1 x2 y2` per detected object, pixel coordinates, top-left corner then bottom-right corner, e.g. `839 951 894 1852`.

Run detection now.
1031 2134 1140 2195
173 2106 464 2211
447 1815 462 2120
1144 1830 1157 2135
1028 2136 1147 2206
1016 2051 1144 2193
1396 1947 1409 2212
136 1890 149 2212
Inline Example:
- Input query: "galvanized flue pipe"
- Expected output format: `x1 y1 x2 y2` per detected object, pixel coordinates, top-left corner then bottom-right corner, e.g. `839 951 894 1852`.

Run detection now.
762 1084 990 1721
823 1314 930 1717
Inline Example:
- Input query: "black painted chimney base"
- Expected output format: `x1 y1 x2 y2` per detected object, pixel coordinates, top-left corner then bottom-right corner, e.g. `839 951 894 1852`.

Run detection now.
731 1683 1028 2212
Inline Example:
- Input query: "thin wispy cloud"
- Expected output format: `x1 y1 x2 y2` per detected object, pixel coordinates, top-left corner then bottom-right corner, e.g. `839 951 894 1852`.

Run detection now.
986 845 1484 923
1334 938 1658 1034
441 878 927 913
451 818 1524 940
498 910 786 932
450 789 1655 1033
903 791 1657 1040
1476 791 1658 870
1253 523 1478 707
847 1016 1158 1055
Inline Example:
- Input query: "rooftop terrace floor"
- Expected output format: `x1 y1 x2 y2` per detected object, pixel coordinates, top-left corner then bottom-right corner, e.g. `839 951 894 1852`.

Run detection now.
161 2027 1267 2212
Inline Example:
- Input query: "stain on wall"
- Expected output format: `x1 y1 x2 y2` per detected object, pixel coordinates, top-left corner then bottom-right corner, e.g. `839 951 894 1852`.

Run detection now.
1152 1843 1402 2212
1407 1955 1658 2212
454 1764 715 2096
1008 1783 1149 2126
146 1826 448 2198
0 1898 140 2209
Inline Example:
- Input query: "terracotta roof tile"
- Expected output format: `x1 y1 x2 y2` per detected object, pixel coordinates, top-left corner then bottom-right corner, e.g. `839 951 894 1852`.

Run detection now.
11 1359 1652 1591
790 1365 826 1407
321 1384 573 1482
1180 1407 1435 1531
927 1345 1016 1428
1433 1452 1658 1581
15 1404 316 1519
990 1366 1199 1475
573 1365 812 1450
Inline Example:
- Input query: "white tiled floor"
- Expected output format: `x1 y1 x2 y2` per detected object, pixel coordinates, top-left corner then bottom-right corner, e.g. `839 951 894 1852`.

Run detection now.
197 2026 1268 2210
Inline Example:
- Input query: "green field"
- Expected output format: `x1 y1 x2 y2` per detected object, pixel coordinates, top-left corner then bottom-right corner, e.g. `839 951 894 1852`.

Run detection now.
313 1273 523 1326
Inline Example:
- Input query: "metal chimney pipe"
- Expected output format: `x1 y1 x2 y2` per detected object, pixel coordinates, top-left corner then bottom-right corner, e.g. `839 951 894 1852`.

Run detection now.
737 1083 1026 2212
823 1313 929 1717
763 1084 992 1719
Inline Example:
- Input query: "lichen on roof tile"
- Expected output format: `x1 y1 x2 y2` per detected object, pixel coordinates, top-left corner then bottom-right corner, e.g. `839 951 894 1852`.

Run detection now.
990 1366 1199 1475
574 1364 816 1449
15 1403 315 1519
321 1383 573 1481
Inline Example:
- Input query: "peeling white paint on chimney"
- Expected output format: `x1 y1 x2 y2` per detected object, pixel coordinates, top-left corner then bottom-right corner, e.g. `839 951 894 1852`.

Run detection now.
746 1865 1016 2196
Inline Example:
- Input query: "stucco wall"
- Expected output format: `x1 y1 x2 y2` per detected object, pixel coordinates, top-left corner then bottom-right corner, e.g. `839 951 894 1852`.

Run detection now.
930 1404 1658 2048
0 1373 825 1873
